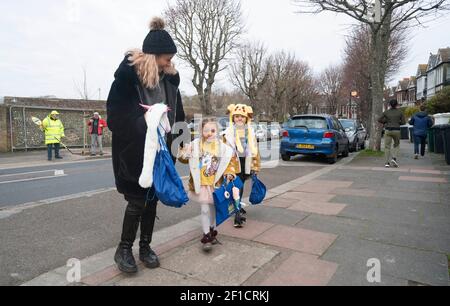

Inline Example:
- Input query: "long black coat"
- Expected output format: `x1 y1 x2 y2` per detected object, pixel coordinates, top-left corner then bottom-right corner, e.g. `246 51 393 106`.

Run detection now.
107 56 186 199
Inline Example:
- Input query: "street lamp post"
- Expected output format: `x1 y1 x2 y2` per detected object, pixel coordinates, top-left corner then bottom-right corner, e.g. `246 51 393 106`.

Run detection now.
349 90 358 119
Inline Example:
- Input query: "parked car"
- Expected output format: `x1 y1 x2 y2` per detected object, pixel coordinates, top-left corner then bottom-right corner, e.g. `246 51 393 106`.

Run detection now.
268 123 281 140
217 116 229 133
338 119 367 152
255 124 268 142
280 115 350 164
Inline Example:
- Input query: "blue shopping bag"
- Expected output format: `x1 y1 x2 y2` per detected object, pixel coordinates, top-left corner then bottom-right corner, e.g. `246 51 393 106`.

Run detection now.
213 177 243 226
152 129 189 208
249 174 266 205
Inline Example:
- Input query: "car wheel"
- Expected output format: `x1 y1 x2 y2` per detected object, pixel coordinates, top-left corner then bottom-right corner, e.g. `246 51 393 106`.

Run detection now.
327 147 338 164
342 144 349 157
327 154 337 164
281 154 291 161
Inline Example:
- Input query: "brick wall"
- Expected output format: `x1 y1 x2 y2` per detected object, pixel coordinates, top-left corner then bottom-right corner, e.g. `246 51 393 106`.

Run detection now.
1 97 110 152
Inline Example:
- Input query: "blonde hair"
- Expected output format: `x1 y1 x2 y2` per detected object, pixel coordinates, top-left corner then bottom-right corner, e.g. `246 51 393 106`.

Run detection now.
127 49 177 89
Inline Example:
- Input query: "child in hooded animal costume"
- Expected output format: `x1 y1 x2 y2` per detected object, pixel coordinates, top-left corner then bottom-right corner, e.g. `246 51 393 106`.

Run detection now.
178 118 237 252
222 104 261 228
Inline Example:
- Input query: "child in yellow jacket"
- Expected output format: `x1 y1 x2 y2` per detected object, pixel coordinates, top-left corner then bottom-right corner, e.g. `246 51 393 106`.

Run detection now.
222 104 261 228
179 117 237 252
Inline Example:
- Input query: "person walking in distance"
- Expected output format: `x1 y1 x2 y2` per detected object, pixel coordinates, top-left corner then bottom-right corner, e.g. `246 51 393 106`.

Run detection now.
378 99 406 168
409 105 433 159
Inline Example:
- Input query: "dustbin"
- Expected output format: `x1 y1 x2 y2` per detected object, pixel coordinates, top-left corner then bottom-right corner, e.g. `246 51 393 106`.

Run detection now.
443 125 450 165
409 126 414 143
428 128 435 153
433 125 445 154
400 125 409 140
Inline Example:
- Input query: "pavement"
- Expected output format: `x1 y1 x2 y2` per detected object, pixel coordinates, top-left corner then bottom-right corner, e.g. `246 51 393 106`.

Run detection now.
12 139 448 287
0 148 112 170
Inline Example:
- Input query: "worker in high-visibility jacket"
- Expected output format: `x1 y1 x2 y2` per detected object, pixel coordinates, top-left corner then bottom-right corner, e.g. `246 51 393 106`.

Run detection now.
41 110 65 161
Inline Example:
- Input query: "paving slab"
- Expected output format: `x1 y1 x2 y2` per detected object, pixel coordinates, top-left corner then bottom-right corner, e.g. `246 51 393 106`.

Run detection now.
299 214 450 254
259 252 338 286
112 268 211 286
245 205 309 226
399 176 448 183
262 196 294 208
321 236 449 286
288 201 347 216
218 219 274 241
161 240 279 286
254 225 338 256
279 192 336 203
333 195 450 231
331 188 376 197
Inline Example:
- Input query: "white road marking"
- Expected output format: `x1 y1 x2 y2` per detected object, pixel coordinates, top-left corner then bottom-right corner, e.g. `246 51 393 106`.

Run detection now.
0 174 68 185
0 169 58 178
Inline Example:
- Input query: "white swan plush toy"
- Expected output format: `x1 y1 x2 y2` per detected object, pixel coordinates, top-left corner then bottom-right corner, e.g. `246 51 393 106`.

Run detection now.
138 103 171 188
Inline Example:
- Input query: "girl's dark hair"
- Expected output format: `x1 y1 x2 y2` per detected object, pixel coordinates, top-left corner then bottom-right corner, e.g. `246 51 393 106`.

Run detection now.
389 99 399 109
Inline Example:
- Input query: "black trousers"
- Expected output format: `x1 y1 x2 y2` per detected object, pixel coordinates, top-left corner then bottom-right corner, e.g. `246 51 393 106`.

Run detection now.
119 193 158 249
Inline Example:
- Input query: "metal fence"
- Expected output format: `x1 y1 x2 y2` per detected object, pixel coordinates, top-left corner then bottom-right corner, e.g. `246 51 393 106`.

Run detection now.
8 106 111 152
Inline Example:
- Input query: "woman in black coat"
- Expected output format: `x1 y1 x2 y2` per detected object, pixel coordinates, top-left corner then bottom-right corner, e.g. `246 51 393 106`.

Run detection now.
107 17 185 274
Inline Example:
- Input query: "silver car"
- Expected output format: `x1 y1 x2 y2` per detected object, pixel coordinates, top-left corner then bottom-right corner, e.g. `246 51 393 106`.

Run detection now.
339 119 367 152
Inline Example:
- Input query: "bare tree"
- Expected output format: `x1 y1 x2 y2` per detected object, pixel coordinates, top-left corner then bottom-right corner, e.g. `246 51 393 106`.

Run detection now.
318 64 345 115
229 41 269 111
261 51 296 121
74 67 92 100
285 61 317 116
295 0 450 150
342 23 409 132
259 52 317 121
165 0 244 115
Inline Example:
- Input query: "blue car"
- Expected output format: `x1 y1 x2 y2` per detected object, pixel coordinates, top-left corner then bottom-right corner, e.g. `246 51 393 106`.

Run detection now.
280 115 350 164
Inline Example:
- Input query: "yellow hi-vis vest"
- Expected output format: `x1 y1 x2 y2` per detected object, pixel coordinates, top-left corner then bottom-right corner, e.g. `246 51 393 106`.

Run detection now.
42 116 65 145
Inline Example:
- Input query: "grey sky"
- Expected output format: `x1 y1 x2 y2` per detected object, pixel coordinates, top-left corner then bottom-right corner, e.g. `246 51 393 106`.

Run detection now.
0 0 449 100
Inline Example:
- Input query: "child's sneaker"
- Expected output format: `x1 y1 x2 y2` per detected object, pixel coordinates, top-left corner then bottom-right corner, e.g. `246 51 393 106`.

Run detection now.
390 158 399 168
414 154 419 159
385 163 390 168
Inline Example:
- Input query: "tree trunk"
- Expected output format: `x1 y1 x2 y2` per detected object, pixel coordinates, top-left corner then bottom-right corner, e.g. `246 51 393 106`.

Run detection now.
202 86 213 115
368 14 392 151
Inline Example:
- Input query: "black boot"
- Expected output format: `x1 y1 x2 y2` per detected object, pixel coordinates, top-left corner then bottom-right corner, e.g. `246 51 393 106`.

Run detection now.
201 233 213 252
114 243 137 274
139 237 160 269
234 211 244 228
139 198 159 269
209 227 219 245
114 201 141 274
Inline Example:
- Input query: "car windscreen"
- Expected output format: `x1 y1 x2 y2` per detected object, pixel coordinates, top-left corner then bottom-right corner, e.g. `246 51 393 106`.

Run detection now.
340 120 356 130
288 117 328 129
